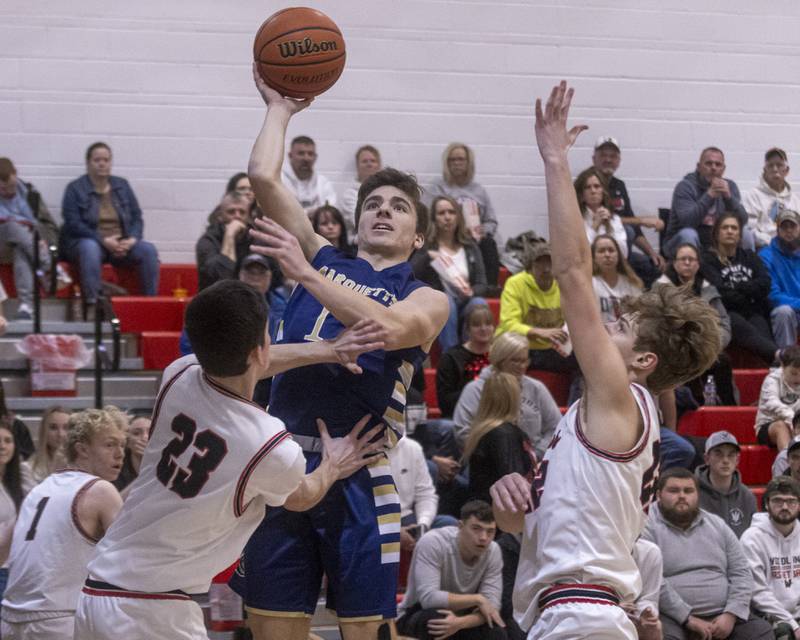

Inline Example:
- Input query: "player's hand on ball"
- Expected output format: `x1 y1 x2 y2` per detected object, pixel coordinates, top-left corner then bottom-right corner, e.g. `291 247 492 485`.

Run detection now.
534 81 588 163
490 473 533 514
250 217 314 282
317 416 386 480
252 62 313 115
328 319 387 374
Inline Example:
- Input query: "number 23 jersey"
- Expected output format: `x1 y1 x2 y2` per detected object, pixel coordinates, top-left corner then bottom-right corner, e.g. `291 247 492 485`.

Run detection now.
87 355 306 595
513 383 660 631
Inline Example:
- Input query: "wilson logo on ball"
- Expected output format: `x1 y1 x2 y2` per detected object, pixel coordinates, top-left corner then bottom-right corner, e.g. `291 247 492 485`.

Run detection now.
278 37 338 59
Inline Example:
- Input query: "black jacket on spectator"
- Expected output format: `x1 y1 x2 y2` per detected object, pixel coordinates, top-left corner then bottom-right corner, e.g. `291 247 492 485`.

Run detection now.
410 242 489 297
496 533 526 640
435 345 489 419
195 222 251 291
701 247 771 318
468 422 535 505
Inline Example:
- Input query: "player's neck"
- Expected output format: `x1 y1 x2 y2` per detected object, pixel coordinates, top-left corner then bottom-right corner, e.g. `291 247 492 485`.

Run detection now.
205 372 258 403
356 247 406 271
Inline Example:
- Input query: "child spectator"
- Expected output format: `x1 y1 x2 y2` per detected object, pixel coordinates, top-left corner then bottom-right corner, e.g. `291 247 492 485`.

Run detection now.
702 212 778 365
696 431 756 538
462 372 536 506
310 204 355 257
435 303 494 419
755 346 800 453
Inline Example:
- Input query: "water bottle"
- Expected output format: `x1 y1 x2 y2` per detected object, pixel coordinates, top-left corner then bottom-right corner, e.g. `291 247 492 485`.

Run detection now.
703 375 718 406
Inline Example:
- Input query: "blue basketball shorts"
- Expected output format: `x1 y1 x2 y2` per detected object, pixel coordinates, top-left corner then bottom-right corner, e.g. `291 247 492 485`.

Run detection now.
229 451 401 621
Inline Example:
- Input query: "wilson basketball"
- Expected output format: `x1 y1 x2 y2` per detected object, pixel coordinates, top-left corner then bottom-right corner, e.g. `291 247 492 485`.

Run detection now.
253 7 346 99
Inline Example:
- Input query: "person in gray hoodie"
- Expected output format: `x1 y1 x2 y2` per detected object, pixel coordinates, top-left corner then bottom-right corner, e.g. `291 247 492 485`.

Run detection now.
696 431 757 538
641 467 771 640
740 477 800 640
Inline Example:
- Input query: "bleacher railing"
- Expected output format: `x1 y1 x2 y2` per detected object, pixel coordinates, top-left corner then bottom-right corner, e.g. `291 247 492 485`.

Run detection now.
94 296 121 408
30 228 58 335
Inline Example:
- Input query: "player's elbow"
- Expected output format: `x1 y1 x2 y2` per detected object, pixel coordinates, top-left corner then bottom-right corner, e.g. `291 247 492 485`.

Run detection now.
248 163 281 187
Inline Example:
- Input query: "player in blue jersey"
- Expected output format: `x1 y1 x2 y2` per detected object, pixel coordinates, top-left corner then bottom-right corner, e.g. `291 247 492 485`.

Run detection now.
228 67 450 640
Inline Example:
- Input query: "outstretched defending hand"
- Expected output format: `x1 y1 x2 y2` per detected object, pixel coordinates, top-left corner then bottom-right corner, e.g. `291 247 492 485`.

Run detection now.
317 417 386 480
327 319 388 374
534 81 588 163
252 62 313 115
250 216 313 282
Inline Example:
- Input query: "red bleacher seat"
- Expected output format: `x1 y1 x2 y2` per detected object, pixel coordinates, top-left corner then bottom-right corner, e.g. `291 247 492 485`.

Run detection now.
487 298 500 324
751 485 766 508
678 407 757 444
738 445 775 485
141 331 182 370
112 296 189 333
158 264 198 297
527 369 570 407
423 368 438 409
733 368 767 406
498 266 510 288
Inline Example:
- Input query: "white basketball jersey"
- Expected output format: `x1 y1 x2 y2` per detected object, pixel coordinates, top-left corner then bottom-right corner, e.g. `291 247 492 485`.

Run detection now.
87 355 305 594
513 383 660 631
2 470 101 619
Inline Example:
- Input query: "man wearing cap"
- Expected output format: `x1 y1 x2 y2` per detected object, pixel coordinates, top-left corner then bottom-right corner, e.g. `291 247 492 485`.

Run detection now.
744 148 800 249
772 433 800 480
696 431 757 538
759 208 800 348
665 147 751 256
740 477 800 640
592 137 665 286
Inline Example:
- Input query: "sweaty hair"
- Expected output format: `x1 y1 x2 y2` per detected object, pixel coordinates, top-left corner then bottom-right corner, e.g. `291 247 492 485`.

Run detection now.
185 280 268 377
763 476 800 510
354 167 428 236
591 234 643 290
462 371 521 464
291 135 315 147
621 283 721 394
85 141 111 163
656 466 698 492
0 158 16 182
573 166 612 210
781 345 800 369
66 408 124 463
460 499 495 523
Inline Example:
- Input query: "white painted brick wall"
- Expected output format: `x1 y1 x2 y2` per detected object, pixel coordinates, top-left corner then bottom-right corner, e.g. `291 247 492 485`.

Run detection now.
3 0 800 261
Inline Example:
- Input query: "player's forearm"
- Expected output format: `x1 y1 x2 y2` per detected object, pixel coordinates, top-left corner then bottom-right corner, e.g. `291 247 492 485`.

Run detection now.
265 341 339 378
543 158 592 280
283 459 338 511
249 105 291 183
492 507 524 534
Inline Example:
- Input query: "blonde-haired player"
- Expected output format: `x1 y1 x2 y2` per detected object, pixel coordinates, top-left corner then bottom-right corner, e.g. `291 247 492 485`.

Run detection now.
490 83 721 639
1 408 125 639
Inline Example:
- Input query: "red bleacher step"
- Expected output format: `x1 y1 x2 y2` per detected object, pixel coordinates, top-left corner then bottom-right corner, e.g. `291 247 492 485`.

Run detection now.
738 445 775 486
733 368 768 407
141 331 182 371
678 407 757 444
112 296 189 334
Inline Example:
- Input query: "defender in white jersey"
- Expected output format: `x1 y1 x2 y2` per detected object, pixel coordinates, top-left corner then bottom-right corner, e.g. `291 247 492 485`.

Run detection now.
491 83 722 639
1 409 125 640
74 281 389 640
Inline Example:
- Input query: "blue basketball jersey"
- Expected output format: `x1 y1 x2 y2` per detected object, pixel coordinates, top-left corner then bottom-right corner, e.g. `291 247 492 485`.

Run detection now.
269 245 428 443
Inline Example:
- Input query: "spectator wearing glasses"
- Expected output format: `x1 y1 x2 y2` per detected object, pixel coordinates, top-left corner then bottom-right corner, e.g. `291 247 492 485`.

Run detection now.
743 148 800 249
740 477 800 640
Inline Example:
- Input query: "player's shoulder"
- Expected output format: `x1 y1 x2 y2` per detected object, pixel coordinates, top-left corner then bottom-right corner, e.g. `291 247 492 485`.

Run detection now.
161 354 199 386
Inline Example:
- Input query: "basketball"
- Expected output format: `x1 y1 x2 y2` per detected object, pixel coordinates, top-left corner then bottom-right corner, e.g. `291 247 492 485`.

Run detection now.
253 7 346 100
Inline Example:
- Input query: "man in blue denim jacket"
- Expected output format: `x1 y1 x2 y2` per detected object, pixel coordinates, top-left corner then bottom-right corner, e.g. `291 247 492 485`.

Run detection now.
59 142 159 314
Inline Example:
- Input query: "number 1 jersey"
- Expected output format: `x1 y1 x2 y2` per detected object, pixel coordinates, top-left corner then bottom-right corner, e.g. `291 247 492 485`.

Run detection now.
87 355 305 594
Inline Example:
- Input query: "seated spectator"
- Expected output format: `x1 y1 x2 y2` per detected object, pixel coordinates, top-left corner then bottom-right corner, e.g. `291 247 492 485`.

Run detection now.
453 332 560 460
23 406 69 484
591 234 643 323
642 467 771 640
657 243 735 405
755 346 800 453
665 146 751 256
495 241 579 380
341 145 382 238
759 208 800 349
495 532 525 640
744 148 800 249
396 500 506 640
0 409 124 637
462 371 536 506
774 433 800 480
411 195 488 351
436 303 494 419
625 538 664 640
113 414 151 493
592 137 665 287
0 158 59 319
703 212 778 365
280 135 336 216
196 192 252 291
0 382 33 461
696 431 756 538
60 142 159 315
740 477 800 640
429 143 501 286
226 171 256 214
310 204 355 257
387 435 456 556
0 423 34 598
574 167 629 258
